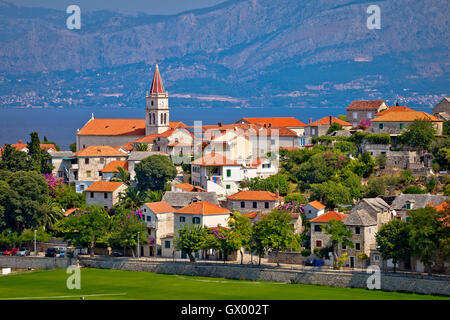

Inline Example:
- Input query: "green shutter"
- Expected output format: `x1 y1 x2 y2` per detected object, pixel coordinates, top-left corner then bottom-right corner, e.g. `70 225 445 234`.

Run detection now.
227 169 231 177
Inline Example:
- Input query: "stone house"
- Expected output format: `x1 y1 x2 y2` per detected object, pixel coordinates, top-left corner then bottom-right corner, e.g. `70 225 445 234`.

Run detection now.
49 151 75 182
235 117 307 136
303 200 326 220
349 198 391 229
139 201 176 257
390 193 448 221
162 201 231 259
339 210 378 269
304 116 352 145
243 211 303 234
432 97 450 120
72 146 128 193
346 101 389 127
84 181 127 209
171 183 206 193
226 190 284 213
310 211 348 252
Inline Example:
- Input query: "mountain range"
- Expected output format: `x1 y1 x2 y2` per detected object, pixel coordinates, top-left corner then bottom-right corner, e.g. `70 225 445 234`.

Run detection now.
0 0 448 111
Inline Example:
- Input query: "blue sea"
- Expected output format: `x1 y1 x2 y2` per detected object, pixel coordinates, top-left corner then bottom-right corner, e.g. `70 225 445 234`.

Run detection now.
0 105 431 150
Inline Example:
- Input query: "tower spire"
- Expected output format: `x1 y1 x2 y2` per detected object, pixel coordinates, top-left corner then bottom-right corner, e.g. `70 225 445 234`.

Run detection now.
149 64 165 94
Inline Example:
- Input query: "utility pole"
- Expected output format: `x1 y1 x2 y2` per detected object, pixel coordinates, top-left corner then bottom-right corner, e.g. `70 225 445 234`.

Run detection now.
34 230 37 256
137 232 140 259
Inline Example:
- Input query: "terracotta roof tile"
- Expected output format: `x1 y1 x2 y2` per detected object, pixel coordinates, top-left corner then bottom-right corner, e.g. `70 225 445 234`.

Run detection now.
101 160 128 173
346 101 386 111
371 111 442 122
227 190 283 201
375 106 414 116
309 116 352 127
175 201 231 215
310 211 348 223
78 119 146 136
85 181 125 192
236 117 306 127
192 152 240 166
307 200 326 210
75 146 127 157
173 183 206 192
144 201 175 213
64 208 80 217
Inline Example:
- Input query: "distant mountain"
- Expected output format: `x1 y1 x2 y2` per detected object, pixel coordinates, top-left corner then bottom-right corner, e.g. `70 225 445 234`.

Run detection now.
0 0 448 110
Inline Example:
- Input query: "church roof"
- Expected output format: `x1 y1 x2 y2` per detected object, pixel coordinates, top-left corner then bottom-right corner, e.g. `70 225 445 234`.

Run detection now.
149 64 165 94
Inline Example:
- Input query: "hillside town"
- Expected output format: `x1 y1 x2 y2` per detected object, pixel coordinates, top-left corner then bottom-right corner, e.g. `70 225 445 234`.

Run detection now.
0 65 449 275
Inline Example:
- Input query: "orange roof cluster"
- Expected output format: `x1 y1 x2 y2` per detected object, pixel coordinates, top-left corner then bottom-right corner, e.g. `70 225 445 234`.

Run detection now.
310 211 348 223
101 160 128 173
309 116 352 127
375 106 414 116
144 201 175 214
75 146 127 157
346 101 386 111
78 118 146 136
85 181 125 192
173 183 206 192
371 111 442 122
175 201 231 215
192 152 240 166
227 190 283 201
236 117 306 127
307 200 326 210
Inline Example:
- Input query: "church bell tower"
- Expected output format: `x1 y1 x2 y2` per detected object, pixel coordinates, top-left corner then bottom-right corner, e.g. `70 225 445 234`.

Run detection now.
145 64 169 135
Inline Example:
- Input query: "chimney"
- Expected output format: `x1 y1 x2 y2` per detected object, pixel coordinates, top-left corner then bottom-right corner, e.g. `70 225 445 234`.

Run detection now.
264 124 267 128
309 118 312 125
18 140 22 144
268 123 272 128
218 122 222 127
329 116 333 124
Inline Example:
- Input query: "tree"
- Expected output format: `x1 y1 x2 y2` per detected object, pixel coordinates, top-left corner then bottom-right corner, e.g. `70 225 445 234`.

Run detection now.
310 181 352 209
365 177 386 198
375 153 387 169
338 169 363 200
228 212 252 264
284 193 307 204
19 228 51 247
351 152 375 178
134 143 148 151
27 132 42 172
111 167 131 186
376 220 411 272
109 208 148 257
209 227 242 262
70 142 77 153
249 222 266 265
174 223 207 262
408 206 450 274
135 155 177 191
398 119 436 151
425 177 437 193
327 123 343 135
117 187 148 210
255 210 301 266
245 174 291 195
40 198 64 232
403 185 427 194
0 170 49 232
54 184 85 210
57 205 110 257
323 219 353 270
0 144 30 172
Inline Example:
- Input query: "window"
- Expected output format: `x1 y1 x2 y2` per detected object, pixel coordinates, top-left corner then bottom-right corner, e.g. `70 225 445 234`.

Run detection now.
312 128 316 135
241 201 245 208
314 225 322 232
316 240 322 248
226 185 231 189
151 100 154 106
226 169 231 177
165 240 170 249
80 185 85 191
265 202 269 209
253 202 257 209
368 112 372 119
379 123 384 129
262 163 271 169
374 255 380 262
98 171 102 177
355 243 361 250
193 217 200 224
90 192 94 198
355 227 360 234
179 216 185 223
146 216 151 222
86 171 91 177
353 112 358 119
57 171 64 178
104 193 108 199
400 123 404 129
100 158 105 164
85 158 89 164
342 244 346 250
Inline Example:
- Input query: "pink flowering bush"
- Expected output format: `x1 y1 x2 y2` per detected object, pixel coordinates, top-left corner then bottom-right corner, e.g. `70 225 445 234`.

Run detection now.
44 173 64 197
128 209 143 219
276 201 304 214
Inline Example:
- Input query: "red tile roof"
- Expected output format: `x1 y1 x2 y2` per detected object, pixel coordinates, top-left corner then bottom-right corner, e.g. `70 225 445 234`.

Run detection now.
64 208 80 217
173 183 206 192
227 190 283 201
144 201 175 214
101 160 128 173
371 111 442 122
243 212 261 219
192 152 240 166
346 101 386 111
307 200 326 210
309 116 352 127
78 119 146 136
149 64 165 94
85 181 125 192
375 106 414 116
75 146 127 157
236 117 306 127
175 201 231 215
310 211 348 223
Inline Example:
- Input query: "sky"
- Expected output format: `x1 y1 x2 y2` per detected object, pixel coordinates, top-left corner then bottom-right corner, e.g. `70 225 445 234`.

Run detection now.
5 0 227 14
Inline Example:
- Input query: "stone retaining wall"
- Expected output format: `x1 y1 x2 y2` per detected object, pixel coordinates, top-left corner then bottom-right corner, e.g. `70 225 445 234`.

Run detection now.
0 256 74 270
79 257 450 296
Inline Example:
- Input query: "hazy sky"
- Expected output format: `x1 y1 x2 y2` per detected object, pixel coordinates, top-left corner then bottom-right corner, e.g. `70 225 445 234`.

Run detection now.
5 0 227 14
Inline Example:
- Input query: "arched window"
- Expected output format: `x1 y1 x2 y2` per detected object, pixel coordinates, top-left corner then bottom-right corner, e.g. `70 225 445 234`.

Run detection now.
152 113 155 125
164 113 167 124
151 100 154 106
161 113 163 124
192 217 200 224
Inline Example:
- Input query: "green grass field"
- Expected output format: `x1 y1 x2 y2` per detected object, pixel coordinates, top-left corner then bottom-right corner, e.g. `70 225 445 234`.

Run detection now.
0 268 447 300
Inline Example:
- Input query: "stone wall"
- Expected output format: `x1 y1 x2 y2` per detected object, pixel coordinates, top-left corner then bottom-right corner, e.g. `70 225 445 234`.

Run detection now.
78 257 450 296
267 252 308 265
0 256 75 270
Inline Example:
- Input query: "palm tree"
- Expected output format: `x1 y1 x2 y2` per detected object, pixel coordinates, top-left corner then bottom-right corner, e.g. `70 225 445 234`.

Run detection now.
111 167 131 186
118 187 147 210
40 198 64 231
145 190 163 203
135 143 148 151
